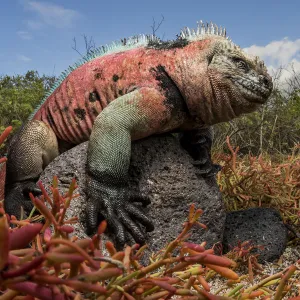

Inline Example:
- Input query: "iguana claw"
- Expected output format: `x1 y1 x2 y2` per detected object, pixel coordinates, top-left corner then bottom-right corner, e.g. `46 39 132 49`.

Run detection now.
86 181 153 248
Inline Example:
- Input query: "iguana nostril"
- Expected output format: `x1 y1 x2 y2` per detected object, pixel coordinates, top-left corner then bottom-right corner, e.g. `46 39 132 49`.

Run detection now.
264 78 270 87
259 75 272 88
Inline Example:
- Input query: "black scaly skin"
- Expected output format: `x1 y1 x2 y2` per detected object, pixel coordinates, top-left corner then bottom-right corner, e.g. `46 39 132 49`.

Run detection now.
180 127 222 177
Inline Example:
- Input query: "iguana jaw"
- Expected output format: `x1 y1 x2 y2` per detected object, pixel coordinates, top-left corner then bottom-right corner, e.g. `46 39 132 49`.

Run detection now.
186 67 272 125
229 74 272 104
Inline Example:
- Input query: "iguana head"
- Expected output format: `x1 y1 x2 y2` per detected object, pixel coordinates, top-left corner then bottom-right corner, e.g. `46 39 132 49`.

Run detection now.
206 37 272 122
175 22 273 125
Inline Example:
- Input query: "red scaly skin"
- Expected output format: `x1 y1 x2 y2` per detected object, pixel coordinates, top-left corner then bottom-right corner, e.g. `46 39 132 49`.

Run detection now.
32 40 212 144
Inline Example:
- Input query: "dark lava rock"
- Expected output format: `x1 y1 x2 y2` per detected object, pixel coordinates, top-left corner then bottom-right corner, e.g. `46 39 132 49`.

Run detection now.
39 134 226 254
223 208 288 262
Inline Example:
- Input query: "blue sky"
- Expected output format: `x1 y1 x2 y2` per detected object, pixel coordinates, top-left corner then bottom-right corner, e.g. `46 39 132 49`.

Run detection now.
1 0 300 81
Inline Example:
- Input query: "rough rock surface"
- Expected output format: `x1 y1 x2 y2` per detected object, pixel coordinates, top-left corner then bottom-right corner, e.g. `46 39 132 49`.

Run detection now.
223 208 288 262
39 134 226 253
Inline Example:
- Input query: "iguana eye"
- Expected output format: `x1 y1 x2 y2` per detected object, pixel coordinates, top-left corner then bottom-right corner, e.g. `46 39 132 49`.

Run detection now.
232 57 248 71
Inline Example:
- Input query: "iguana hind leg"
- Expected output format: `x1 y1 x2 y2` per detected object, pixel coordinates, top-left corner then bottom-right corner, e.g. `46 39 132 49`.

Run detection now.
5 120 59 218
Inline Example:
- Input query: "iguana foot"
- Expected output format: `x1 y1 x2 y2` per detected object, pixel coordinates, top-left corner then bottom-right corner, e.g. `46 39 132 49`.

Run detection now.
180 131 222 178
190 136 222 177
5 181 42 219
86 180 154 248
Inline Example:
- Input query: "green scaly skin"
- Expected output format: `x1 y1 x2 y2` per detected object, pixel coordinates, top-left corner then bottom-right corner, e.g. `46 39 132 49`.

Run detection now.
4 22 273 247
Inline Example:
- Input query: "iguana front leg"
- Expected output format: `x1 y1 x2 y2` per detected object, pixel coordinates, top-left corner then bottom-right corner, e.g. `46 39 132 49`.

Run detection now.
180 127 221 177
86 87 184 246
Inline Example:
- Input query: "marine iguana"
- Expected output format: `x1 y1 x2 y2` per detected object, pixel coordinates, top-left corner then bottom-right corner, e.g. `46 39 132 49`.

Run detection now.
4 21 273 247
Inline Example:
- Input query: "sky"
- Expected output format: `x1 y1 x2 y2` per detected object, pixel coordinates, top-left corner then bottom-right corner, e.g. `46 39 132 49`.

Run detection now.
0 0 300 83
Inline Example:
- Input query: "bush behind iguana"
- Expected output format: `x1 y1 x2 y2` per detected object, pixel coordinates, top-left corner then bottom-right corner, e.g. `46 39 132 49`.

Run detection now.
4 21 273 247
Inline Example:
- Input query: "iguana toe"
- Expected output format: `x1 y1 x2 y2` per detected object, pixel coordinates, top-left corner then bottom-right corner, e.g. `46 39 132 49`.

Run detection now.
85 182 153 247
86 200 100 236
192 157 208 166
23 186 42 197
86 199 127 248
126 203 154 232
118 210 146 245
196 163 222 177
129 192 151 207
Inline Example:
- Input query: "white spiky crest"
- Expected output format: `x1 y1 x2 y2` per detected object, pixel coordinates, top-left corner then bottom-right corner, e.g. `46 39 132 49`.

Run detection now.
180 20 231 42
181 21 267 68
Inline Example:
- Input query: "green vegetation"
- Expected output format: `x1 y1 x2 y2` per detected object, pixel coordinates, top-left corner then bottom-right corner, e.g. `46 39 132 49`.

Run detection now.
0 70 55 134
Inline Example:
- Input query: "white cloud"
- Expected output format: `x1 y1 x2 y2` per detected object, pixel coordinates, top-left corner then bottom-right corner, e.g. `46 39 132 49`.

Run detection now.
17 54 32 62
17 30 32 40
244 38 300 86
24 1 81 29
26 20 43 30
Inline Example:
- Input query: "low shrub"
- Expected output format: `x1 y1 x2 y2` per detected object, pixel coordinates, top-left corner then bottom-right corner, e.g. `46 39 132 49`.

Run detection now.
214 137 300 225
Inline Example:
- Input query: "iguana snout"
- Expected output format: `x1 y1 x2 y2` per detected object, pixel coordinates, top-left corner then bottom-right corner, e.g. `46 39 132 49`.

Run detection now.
229 66 273 105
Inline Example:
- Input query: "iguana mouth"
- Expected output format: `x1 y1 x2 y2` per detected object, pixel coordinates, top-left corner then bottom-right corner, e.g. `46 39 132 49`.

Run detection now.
234 77 272 104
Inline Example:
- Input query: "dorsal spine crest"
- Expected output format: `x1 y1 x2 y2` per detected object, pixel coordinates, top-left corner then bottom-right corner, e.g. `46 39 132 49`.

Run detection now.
180 21 229 41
